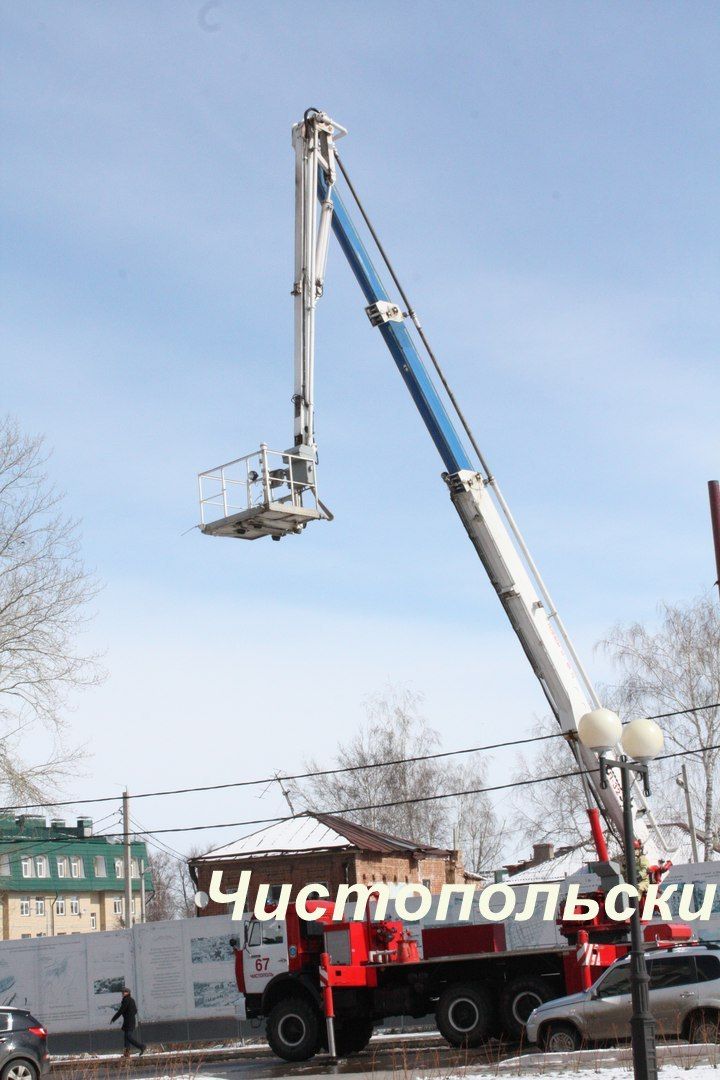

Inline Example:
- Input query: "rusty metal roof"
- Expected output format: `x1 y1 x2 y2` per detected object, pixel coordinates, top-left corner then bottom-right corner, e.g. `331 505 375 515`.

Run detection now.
312 813 451 856
198 812 452 861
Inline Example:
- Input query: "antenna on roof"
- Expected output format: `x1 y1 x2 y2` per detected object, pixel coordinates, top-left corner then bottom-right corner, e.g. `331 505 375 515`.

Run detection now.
275 774 296 815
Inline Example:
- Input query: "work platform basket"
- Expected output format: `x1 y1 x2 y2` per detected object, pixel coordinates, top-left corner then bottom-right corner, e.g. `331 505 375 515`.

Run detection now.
197 445 328 540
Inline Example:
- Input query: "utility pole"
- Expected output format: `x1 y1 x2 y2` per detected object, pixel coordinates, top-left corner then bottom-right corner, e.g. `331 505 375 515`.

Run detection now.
140 858 146 923
709 481 720 601
123 790 133 929
678 763 700 863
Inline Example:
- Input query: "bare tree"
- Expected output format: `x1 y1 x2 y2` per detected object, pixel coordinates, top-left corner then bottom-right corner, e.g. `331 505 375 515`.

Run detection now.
180 845 209 918
145 850 179 921
293 688 504 874
453 757 507 874
599 596 720 860
513 597 720 860
0 417 102 801
146 845 209 920
513 717 599 851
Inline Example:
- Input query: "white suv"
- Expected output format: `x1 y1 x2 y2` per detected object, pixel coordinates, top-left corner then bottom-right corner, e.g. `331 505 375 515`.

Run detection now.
526 946 720 1052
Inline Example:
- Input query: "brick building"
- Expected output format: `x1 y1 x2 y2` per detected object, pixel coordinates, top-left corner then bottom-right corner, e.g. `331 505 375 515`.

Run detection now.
192 812 468 915
0 815 152 939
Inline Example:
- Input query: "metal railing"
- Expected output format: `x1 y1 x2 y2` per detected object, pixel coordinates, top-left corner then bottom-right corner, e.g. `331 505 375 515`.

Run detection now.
198 445 320 527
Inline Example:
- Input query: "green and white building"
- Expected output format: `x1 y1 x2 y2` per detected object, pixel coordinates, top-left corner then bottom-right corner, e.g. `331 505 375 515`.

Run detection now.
0 815 152 939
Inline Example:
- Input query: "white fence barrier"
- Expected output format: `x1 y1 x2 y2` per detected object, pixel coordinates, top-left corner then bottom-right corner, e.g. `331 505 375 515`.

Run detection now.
0 915 238 1034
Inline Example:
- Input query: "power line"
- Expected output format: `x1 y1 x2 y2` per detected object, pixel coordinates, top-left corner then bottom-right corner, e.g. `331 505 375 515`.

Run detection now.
72 739 720 841
129 815 189 864
2 702 716 815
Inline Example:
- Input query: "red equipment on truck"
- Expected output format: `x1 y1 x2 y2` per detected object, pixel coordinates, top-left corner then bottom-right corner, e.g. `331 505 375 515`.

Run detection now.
231 890 690 1062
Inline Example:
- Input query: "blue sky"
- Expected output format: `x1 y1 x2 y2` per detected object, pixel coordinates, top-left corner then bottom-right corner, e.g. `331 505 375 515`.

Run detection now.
1 2 718 858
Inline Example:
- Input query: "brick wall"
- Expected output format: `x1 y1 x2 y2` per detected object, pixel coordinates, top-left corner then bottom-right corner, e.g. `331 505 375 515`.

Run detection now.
194 847 467 916
354 853 464 892
195 851 355 916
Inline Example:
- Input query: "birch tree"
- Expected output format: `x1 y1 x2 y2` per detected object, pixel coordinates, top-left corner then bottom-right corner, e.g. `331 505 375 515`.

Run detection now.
599 597 720 860
295 688 504 874
514 597 720 860
0 417 102 802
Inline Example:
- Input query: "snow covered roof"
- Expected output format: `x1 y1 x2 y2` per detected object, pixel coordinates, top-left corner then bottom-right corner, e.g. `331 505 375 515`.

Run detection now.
505 847 590 885
504 823 703 887
197 812 452 862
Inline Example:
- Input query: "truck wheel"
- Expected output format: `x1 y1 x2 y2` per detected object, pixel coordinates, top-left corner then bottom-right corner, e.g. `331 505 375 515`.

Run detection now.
334 1017 374 1055
436 983 494 1047
501 976 553 1040
266 996 320 1062
541 1021 581 1052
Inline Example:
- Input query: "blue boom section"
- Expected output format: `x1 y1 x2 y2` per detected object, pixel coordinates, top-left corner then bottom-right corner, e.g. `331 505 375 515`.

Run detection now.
322 179 473 474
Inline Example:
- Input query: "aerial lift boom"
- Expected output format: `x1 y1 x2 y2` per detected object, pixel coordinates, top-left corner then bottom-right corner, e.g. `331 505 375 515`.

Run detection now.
198 110 668 858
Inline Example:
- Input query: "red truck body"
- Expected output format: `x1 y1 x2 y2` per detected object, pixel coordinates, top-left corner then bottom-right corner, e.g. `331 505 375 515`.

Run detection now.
231 892 691 1061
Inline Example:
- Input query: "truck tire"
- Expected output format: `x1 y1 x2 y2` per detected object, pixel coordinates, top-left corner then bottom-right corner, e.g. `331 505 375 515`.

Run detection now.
436 982 494 1047
334 1017 374 1055
266 996 321 1062
501 976 553 1040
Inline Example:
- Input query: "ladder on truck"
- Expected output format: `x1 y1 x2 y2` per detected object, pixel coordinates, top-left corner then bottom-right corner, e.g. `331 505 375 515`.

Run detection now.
196 110 670 862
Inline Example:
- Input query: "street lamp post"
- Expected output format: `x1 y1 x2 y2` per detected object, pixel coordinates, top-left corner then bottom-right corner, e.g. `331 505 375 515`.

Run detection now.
578 709 665 1080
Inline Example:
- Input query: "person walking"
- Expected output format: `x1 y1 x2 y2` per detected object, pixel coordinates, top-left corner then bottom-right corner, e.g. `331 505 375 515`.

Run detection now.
111 987 146 1057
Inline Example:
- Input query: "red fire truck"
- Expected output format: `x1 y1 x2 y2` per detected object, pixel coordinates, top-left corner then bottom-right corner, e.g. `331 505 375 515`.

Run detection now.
206 111 685 1062
231 889 689 1061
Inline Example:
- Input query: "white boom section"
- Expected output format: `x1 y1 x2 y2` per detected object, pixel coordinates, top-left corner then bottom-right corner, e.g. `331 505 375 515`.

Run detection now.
445 469 668 856
291 113 346 449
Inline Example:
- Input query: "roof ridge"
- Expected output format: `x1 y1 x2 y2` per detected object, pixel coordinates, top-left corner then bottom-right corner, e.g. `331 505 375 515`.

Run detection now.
310 811 451 854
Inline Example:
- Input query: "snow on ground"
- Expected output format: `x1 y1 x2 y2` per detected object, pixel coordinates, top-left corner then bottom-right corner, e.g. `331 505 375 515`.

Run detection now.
494 1072 718 1080
443 1046 720 1080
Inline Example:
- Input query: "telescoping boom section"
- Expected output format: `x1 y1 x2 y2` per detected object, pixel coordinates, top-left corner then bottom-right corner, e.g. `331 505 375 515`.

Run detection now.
196 110 668 859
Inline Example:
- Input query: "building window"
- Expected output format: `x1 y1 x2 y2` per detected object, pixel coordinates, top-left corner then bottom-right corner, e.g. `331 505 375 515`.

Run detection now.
21 933 31 939
21 857 32 878
131 858 140 878
70 856 83 879
57 857 68 878
20 899 30 916
94 856 107 878
70 897 79 916
90 913 97 930
113 897 123 916
56 898 65 916
114 859 124 878
0 854 10 876
36 932 45 937
35 856 48 878
35 898 45 916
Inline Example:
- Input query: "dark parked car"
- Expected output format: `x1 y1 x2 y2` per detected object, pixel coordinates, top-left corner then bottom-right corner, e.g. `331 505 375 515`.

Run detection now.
0 1008 49 1080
